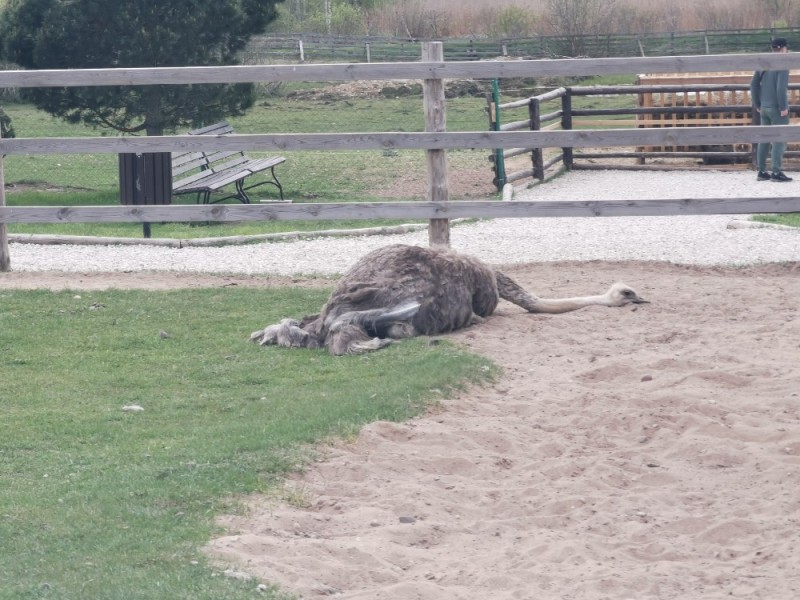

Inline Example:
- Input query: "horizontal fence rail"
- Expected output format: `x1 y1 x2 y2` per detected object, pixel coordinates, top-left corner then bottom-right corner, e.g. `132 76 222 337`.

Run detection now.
5 197 800 225
1 53 800 88
2 125 799 155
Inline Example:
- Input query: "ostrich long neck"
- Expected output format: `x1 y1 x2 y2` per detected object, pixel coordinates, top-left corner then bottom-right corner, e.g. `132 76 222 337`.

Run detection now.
495 271 610 314
523 293 611 314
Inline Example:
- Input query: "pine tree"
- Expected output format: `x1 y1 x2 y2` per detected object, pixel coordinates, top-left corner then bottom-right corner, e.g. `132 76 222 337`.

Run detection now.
0 0 283 135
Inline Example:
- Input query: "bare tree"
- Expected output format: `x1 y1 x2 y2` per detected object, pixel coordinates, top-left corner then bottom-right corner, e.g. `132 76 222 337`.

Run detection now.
756 0 795 25
544 0 619 56
324 0 332 34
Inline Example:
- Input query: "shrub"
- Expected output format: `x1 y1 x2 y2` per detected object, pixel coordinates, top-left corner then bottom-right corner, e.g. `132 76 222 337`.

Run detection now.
489 5 539 38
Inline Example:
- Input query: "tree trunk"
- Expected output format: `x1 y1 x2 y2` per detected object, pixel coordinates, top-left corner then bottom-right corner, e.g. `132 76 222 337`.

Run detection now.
145 88 164 136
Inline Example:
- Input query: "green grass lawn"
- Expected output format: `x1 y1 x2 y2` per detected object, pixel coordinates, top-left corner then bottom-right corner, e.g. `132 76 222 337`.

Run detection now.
0 286 497 599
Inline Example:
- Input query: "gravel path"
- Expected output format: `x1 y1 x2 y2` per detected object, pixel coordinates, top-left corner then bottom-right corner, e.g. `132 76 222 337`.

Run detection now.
6 170 800 274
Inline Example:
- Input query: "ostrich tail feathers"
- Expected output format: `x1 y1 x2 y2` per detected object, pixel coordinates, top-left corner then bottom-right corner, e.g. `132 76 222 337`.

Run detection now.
375 301 421 324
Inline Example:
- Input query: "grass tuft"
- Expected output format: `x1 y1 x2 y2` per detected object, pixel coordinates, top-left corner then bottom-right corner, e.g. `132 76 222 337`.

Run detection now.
752 213 800 228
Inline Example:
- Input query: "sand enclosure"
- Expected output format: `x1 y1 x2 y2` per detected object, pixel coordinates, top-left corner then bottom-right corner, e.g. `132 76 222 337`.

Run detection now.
203 260 800 600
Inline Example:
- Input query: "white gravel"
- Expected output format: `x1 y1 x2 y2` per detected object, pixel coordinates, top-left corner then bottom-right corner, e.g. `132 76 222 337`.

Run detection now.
6 170 800 275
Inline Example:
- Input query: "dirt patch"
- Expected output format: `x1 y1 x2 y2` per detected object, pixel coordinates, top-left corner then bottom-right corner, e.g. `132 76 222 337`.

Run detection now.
0 271 333 291
287 80 416 101
285 79 490 101
375 154 497 199
3 182 94 194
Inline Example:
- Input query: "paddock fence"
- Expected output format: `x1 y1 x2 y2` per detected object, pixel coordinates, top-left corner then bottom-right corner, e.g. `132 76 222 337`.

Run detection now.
488 75 800 189
243 28 800 64
3 47 800 271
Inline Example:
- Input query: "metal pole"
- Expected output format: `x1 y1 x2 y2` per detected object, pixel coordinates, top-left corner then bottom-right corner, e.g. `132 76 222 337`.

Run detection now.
491 79 506 190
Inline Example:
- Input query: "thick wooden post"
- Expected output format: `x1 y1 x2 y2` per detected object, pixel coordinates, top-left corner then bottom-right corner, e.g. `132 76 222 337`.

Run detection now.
0 129 9 272
422 41 450 247
561 89 574 170
529 98 544 181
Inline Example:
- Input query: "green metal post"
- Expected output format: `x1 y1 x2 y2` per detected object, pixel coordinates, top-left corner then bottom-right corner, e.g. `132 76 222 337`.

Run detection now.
491 79 506 190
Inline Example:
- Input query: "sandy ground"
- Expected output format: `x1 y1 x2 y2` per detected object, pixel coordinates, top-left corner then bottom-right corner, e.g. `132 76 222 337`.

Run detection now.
201 261 800 600
4 261 800 599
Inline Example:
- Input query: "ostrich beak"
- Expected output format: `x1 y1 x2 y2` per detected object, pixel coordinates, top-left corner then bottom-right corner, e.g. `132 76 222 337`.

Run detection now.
631 295 649 304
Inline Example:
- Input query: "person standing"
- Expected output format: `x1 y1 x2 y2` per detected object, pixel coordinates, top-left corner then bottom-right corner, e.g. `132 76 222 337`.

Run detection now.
751 38 793 182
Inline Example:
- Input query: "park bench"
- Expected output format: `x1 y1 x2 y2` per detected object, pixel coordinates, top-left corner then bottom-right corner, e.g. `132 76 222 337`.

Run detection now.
171 121 286 204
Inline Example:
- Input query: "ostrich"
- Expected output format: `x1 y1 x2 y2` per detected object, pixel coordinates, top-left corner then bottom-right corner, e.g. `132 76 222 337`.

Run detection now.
250 244 648 355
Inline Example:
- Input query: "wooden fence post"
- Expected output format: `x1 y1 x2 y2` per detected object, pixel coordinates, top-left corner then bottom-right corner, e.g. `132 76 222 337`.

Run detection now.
751 106 760 168
529 97 544 181
561 88 574 170
0 129 9 272
422 41 450 247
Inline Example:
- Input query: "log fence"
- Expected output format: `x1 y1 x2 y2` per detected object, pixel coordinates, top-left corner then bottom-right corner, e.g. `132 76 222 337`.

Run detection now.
488 79 800 188
3 48 800 270
487 72 800 190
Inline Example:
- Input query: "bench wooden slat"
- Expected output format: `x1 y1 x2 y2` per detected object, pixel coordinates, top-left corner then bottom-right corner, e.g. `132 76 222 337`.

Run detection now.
239 156 286 172
187 121 235 136
204 151 247 167
208 155 250 172
177 169 244 191
173 169 217 191
171 153 209 177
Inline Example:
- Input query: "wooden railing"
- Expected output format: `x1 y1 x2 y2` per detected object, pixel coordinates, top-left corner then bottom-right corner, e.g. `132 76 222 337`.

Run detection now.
489 81 800 187
3 47 800 271
490 87 568 185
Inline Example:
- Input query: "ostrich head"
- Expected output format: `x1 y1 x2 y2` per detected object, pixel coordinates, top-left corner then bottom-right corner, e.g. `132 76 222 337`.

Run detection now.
606 282 649 307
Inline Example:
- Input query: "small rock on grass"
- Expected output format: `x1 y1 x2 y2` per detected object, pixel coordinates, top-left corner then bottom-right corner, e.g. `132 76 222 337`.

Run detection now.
223 569 253 581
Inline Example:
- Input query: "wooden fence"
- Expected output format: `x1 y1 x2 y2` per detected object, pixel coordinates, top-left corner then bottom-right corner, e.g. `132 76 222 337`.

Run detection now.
489 79 800 188
3 47 800 271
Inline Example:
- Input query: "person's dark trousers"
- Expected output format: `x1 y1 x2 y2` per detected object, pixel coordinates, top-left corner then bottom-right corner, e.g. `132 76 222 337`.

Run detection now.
756 107 790 173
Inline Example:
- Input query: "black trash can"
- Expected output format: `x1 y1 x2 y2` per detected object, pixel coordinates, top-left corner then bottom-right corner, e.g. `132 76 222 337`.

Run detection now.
119 152 172 205
119 152 172 237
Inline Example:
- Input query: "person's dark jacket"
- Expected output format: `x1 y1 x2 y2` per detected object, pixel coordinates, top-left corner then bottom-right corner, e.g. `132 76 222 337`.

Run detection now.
751 69 790 112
